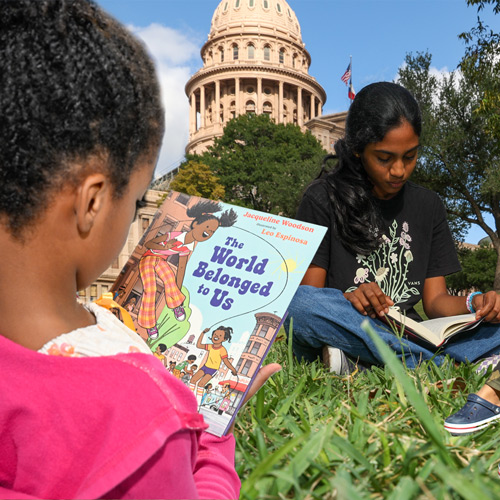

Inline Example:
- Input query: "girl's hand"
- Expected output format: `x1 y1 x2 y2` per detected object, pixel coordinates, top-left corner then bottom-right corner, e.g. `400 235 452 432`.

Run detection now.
343 282 394 319
473 291 500 323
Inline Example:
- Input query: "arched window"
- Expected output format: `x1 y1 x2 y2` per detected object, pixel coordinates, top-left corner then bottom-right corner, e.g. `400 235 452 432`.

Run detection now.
279 48 285 64
263 0 269 8
245 100 256 114
223 2 229 11
219 47 224 63
248 44 255 59
263 45 270 61
263 101 272 115
276 2 282 13
249 0 255 6
233 44 239 60
292 53 297 68
235 0 240 7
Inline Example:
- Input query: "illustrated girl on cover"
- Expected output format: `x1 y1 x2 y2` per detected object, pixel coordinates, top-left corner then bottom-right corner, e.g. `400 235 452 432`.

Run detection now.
137 200 237 340
190 326 238 401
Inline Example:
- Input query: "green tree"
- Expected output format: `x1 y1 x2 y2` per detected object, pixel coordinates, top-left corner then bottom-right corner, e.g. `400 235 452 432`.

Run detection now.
466 0 500 13
446 245 497 292
459 21 500 153
169 160 225 200
191 114 326 217
398 45 500 289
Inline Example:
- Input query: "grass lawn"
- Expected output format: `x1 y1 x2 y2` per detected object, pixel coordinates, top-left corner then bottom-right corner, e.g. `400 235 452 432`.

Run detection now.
234 324 500 499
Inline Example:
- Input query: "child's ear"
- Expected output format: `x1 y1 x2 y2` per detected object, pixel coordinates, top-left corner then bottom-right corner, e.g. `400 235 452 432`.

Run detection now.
74 173 109 234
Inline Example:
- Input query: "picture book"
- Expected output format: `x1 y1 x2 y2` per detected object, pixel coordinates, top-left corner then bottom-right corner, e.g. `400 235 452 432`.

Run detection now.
384 307 483 348
111 191 327 436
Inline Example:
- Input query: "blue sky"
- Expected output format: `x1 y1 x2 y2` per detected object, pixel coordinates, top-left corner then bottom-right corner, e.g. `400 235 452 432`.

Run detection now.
98 0 498 243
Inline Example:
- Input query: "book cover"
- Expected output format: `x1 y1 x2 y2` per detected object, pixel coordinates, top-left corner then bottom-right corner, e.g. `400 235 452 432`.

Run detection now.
111 191 326 436
384 307 482 348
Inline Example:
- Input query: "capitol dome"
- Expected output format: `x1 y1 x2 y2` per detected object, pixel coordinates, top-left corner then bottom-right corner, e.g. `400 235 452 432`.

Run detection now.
185 0 344 156
209 0 302 43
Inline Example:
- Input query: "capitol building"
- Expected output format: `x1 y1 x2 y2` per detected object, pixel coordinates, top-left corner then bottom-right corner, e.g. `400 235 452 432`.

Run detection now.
185 0 345 156
81 0 346 301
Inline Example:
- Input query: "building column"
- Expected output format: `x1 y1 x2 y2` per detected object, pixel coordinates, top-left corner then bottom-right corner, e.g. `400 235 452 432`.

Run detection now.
200 84 206 129
317 99 322 117
278 81 284 123
190 91 197 134
257 77 262 115
297 87 303 127
215 80 221 124
235 77 240 117
310 95 316 120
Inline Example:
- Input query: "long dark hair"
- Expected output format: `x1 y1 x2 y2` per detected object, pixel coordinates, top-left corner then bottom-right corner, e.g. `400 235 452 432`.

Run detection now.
317 82 421 255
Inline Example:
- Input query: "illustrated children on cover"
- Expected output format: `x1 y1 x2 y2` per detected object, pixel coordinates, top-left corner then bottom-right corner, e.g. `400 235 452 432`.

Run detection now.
173 354 197 379
190 326 238 401
153 343 168 367
137 200 237 340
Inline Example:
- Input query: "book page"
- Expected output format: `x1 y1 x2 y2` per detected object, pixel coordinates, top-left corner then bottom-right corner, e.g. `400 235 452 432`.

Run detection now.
385 308 441 345
386 308 478 346
421 313 478 339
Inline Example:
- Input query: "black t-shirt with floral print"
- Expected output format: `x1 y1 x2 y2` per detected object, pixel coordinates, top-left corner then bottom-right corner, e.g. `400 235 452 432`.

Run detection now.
297 180 460 320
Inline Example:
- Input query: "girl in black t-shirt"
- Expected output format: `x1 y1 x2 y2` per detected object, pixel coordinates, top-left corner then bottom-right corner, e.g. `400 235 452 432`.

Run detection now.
286 82 500 374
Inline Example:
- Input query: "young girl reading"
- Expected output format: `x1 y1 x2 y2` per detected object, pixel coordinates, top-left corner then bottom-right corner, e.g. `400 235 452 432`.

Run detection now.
286 82 500 373
0 1 279 498
138 200 237 339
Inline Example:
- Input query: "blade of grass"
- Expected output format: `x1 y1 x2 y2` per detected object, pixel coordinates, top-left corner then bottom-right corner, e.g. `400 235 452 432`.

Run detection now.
362 319 455 466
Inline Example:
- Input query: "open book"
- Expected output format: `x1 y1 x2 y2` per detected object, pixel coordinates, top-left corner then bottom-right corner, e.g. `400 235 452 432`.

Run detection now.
110 191 326 436
384 307 483 348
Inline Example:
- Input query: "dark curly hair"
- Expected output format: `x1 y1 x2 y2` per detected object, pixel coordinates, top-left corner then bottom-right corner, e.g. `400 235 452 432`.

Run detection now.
187 200 237 229
318 82 421 255
0 0 164 237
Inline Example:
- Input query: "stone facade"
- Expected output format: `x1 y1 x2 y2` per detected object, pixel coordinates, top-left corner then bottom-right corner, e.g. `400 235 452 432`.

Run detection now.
185 0 345 156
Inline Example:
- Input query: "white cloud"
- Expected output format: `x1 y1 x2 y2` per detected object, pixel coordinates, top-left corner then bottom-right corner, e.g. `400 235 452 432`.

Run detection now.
395 62 455 85
134 23 199 65
130 23 202 177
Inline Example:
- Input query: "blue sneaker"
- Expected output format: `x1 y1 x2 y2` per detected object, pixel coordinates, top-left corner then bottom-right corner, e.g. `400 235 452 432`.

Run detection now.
444 394 500 435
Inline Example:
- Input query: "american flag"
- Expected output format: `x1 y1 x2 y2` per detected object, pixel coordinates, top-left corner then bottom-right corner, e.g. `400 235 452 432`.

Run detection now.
341 62 351 85
348 80 356 100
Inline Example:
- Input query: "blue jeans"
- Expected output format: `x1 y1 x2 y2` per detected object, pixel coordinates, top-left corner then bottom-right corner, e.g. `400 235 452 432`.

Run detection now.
285 286 500 369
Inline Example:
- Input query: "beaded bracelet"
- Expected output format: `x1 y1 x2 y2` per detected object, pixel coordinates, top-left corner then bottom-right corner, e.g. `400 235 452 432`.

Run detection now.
466 291 482 313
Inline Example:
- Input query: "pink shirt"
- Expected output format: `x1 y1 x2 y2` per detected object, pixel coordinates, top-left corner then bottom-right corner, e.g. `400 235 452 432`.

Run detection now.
0 334 240 499
143 231 194 259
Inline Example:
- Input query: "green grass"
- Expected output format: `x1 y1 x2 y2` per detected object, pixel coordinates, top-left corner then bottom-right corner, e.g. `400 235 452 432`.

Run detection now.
234 325 500 499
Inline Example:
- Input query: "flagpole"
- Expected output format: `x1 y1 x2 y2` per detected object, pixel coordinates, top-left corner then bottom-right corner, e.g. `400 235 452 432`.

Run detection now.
348 55 352 106
348 55 355 104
